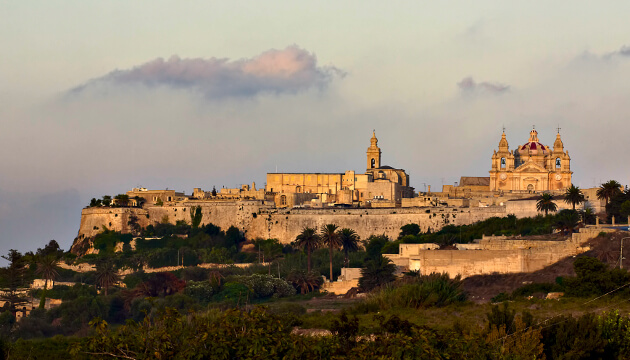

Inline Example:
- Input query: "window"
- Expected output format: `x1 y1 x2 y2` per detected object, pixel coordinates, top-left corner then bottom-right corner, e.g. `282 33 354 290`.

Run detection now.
280 195 287 206
501 157 506 169
371 158 375 168
167 196 172 201
556 158 561 168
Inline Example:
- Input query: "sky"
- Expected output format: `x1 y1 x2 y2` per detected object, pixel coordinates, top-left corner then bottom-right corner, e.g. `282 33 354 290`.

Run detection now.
1 1 630 257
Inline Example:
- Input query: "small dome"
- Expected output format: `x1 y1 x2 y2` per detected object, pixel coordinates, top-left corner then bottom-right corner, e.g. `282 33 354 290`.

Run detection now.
518 129 549 155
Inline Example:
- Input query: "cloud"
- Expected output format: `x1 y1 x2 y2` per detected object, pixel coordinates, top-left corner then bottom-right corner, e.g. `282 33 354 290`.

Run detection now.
588 44 630 60
457 76 509 94
70 46 344 98
611 44 630 57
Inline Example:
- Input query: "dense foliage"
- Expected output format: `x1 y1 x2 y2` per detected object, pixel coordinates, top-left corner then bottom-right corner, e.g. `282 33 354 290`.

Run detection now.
6 304 626 359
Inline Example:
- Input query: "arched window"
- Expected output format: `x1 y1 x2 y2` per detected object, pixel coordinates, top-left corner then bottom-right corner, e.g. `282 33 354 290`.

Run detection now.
371 158 375 168
527 184 534 192
556 158 561 169
501 157 506 169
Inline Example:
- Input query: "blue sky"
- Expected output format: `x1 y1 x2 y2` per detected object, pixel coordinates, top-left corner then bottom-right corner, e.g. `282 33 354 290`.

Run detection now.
1 1 630 256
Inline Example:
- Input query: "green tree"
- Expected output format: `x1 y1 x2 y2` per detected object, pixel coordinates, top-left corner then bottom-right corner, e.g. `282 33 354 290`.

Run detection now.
581 206 597 225
536 193 558 216
554 209 579 236
620 200 630 219
35 255 59 291
286 270 323 294
399 223 421 238
252 238 283 262
358 255 396 291
211 186 217 197
95 260 120 296
190 206 203 228
597 180 622 208
294 227 321 273
89 198 101 207
127 214 141 236
114 194 130 207
364 235 389 261
35 255 59 309
101 195 112 207
564 183 585 210
0 250 29 316
338 228 360 267
563 257 630 297
321 224 342 281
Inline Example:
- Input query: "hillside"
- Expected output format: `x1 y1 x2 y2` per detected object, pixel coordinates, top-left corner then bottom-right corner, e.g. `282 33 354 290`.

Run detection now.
463 231 627 302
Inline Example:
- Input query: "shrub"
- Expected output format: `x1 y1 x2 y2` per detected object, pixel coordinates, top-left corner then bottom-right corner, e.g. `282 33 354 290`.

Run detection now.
185 281 215 303
229 274 295 299
562 257 630 297
362 273 467 310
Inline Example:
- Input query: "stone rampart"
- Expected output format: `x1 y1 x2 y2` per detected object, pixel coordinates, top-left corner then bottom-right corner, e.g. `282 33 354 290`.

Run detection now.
245 206 506 244
75 202 507 251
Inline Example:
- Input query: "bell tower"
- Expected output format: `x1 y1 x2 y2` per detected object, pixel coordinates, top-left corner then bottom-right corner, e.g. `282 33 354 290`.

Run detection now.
367 130 381 169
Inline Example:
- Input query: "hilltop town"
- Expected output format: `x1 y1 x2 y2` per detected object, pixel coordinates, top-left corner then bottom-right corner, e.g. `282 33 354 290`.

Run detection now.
72 128 606 253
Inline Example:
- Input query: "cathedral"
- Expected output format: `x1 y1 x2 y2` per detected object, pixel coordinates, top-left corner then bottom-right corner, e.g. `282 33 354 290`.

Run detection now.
489 128 572 192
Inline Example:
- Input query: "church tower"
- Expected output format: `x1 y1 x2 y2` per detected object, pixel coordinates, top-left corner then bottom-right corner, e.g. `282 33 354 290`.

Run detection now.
367 131 381 169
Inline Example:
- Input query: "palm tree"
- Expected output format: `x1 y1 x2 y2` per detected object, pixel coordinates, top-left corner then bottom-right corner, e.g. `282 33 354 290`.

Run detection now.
95 260 120 296
564 184 585 210
287 270 323 294
554 210 579 236
320 224 342 282
338 228 360 267
580 206 597 225
35 255 59 291
294 227 321 273
597 180 622 208
536 193 558 216
358 256 397 292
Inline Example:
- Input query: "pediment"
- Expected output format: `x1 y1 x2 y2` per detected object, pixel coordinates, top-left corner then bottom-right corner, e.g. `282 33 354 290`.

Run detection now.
514 161 546 173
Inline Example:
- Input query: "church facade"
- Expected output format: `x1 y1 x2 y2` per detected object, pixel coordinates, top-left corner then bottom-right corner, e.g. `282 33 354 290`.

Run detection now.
489 128 572 192
265 132 414 207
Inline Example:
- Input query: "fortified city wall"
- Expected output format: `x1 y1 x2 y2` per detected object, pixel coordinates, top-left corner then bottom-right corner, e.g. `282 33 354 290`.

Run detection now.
73 201 507 253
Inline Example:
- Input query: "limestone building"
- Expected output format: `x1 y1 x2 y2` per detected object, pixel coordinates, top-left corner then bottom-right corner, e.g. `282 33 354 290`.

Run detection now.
265 132 414 207
490 128 572 192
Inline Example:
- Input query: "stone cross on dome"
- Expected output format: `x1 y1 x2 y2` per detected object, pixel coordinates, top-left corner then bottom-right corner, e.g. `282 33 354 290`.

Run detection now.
557 125 561 134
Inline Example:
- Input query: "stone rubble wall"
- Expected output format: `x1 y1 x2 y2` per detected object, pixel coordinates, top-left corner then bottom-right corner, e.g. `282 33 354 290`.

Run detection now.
385 227 600 279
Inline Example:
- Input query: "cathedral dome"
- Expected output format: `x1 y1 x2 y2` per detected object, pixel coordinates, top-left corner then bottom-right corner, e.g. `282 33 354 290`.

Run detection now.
517 129 549 156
